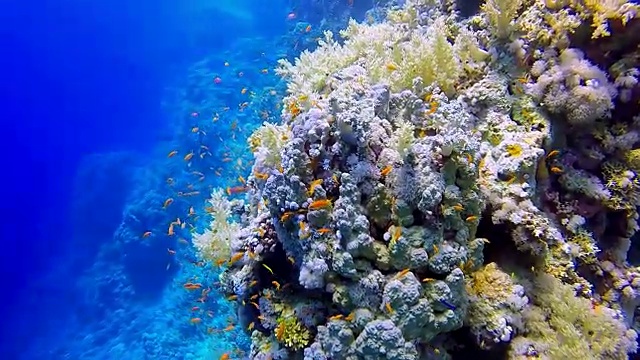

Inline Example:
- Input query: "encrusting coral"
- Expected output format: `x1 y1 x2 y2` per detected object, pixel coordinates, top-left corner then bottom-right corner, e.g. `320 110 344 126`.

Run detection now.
191 0 640 358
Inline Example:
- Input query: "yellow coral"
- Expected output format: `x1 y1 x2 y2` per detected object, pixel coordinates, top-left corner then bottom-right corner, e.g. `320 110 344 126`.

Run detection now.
568 229 599 264
505 144 523 157
577 0 640 38
466 262 515 303
528 0 640 40
275 314 310 351
514 0 637 49
481 0 525 39
602 161 640 211
624 148 640 173
465 262 524 347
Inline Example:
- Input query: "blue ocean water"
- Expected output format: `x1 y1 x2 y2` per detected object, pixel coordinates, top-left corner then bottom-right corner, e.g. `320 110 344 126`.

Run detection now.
0 0 374 358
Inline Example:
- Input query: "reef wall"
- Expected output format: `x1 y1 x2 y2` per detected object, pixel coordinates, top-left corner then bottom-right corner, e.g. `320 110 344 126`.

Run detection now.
194 0 640 358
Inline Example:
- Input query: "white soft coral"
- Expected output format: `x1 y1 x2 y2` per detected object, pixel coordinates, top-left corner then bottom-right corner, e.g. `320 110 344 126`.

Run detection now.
192 189 238 260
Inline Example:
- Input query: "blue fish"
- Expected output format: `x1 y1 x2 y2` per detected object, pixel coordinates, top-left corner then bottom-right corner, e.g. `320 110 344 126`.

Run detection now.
439 299 456 311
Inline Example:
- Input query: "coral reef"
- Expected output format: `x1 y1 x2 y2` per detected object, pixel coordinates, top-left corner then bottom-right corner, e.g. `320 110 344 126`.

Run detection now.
192 0 640 358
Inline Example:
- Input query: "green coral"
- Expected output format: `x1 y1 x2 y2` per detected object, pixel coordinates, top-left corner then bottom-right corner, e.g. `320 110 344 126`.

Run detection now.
511 97 549 133
482 122 504 146
509 274 637 359
391 198 415 227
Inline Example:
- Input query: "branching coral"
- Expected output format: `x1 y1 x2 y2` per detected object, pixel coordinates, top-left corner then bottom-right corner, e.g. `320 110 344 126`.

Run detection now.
514 0 640 51
566 228 600 264
624 148 640 173
390 119 415 161
602 161 640 211
574 0 640 39
481 0 525 39
508 274 637 359
275 312 311 351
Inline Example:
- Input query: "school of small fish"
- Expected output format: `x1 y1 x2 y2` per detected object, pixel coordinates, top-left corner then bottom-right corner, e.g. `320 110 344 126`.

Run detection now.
134 13 329 358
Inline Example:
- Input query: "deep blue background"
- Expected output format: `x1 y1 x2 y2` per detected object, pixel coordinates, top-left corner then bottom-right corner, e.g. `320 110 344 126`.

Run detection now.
0 0 287 356
1 0 176 300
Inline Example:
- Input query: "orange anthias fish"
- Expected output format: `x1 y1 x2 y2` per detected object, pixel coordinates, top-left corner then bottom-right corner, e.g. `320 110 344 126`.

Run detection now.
226 186 248 196
183 282 202 290
167 150 178 158
228 252 245 265
275 322 285 340
308 199 332 210
254 171 269 180
317 228 332 234
380 165 392 176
